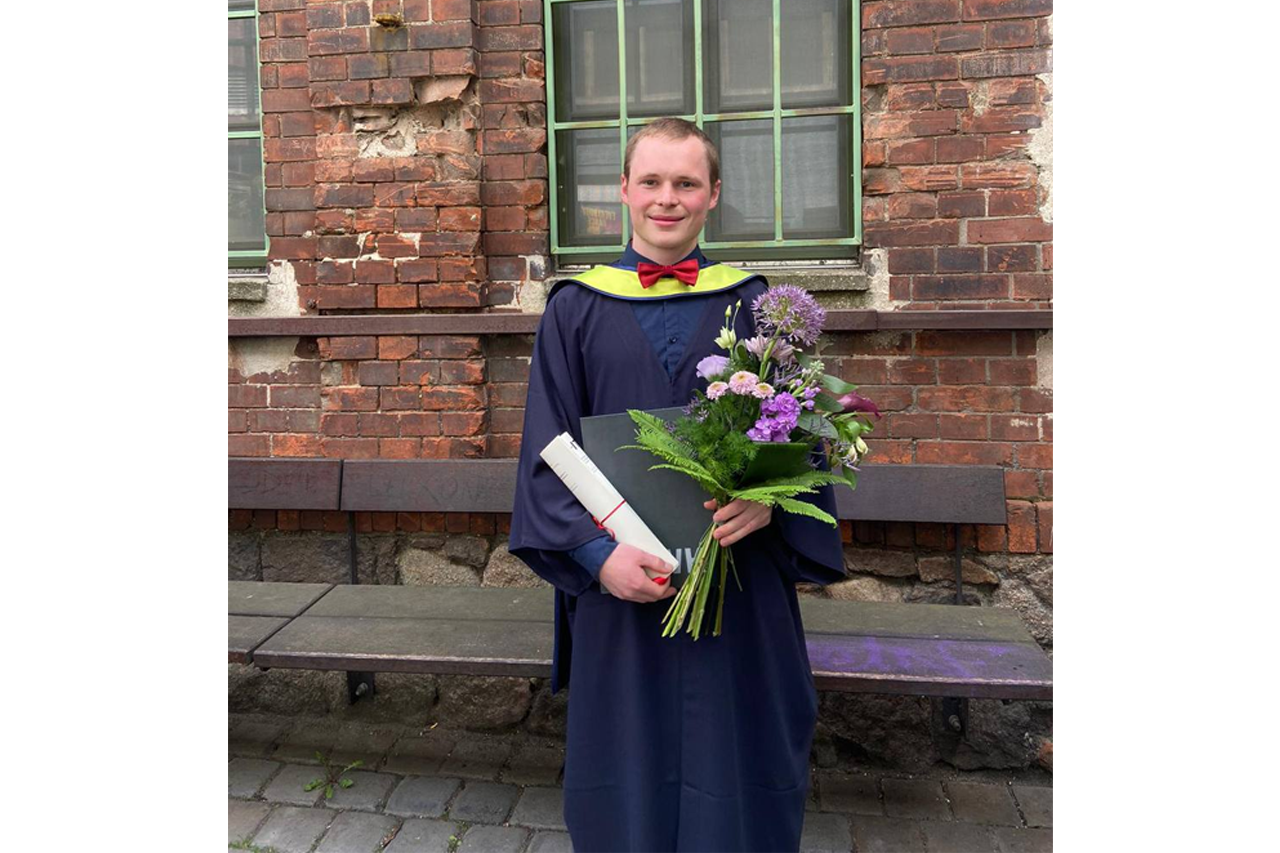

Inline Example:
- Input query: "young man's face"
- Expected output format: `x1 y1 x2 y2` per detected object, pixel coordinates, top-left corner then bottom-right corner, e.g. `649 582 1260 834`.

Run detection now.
620 134 721 264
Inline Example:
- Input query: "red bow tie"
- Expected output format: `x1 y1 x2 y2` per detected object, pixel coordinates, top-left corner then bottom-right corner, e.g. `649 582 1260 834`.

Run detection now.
636 258 700 289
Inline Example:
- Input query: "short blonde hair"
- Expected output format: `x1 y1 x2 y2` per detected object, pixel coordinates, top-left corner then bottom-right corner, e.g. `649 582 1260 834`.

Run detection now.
624 117 720 188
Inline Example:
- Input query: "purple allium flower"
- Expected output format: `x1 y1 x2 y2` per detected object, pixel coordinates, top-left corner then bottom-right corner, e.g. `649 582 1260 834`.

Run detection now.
696 354 730 380
706 381 729 400
728 370 760 395
751 285 826 348
838 391 882 420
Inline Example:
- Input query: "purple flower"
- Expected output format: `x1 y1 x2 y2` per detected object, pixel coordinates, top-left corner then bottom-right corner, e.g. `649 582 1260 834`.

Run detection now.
838 391 882 420
751 285 826 348
744 335 795 364
696 354 730 380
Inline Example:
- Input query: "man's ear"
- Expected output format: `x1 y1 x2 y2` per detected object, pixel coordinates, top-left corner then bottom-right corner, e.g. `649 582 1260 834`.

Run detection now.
708 179 721 210
619 172 629 204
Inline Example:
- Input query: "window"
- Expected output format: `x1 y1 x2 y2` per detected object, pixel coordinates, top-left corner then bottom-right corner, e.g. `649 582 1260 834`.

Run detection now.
229 1 267 268
545 0 861 263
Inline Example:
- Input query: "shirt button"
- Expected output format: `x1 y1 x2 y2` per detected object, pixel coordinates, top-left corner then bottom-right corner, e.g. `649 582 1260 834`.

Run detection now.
668 336 678 343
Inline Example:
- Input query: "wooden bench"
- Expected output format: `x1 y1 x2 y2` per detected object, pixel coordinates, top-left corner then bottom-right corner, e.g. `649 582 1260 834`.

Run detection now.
230 458 1052 711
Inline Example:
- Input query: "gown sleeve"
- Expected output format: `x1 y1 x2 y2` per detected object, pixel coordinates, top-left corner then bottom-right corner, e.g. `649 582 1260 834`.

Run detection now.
771 448 848 586
508 286 614 597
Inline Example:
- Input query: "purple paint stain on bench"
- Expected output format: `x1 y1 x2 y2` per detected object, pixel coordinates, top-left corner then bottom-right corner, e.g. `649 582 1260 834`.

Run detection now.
806 634 1052 700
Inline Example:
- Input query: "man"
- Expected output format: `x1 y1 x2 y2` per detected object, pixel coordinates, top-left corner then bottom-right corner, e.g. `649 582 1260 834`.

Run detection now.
510 118 845 852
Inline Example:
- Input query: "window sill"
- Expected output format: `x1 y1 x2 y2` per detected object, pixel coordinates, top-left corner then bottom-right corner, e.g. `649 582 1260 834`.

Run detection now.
229 275 269 303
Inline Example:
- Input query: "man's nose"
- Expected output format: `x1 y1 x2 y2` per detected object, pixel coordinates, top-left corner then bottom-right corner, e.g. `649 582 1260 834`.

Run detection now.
657 182 677 205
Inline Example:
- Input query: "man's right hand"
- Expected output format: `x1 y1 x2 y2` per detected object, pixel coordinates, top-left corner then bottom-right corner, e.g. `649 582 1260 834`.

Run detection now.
598 543 677 603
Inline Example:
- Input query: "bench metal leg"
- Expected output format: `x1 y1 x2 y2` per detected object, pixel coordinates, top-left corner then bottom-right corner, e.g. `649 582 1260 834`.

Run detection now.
952 522 964 605
345 511 377 704
943 523 967 732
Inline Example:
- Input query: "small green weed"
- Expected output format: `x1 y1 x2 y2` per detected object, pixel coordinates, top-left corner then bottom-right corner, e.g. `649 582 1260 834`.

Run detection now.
304 750 364 800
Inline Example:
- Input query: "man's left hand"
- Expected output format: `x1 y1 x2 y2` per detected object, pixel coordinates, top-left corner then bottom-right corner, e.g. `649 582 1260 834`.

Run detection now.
704 498 772 547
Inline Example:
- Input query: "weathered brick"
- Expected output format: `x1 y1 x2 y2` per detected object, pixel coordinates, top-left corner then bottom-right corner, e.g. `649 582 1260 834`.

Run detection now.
937 190 985 218
936 135 986 163
937 247 984 273
865 111 957 139
987 19 1037 49
914 275 1008 300
960 162 1038 189
987 244 1038 272
885 83 935 111
888 193 938 219
961 49 1051 79
372 78 415 104
433 48 478 76
418 232 482 256
439 206 483 231
864 55 959 84
420 283 484 307
322 336 379 359
1006 500 1037 553
899 165 959 191
935 23 985 52
967 217 1052 244
478 25 543 51
885 138 935 165
864 0 960 28
885 27 934 55
410 21 474 49
988 188 1038 216
918 386 1016 412
960 106 1043 134
390 50 433 77
962 0 1054 22
398 259 439 282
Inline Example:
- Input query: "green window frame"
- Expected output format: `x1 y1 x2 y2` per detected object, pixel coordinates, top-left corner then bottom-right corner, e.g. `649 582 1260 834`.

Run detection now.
544 0 862 264
229 1 269 269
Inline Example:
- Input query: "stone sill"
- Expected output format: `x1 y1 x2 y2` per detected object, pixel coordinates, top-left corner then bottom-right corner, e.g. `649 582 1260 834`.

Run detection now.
229 276 270 303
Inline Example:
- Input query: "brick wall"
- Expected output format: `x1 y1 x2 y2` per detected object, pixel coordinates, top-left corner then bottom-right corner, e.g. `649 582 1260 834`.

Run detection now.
231 1 1053 617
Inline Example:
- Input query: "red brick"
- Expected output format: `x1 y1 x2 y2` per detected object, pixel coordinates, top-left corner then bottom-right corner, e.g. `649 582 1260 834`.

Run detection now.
421 335 483 358
936 246 983 273
959 162 1038 190
987 244 1038 272
471 514 497 536
888 193 938 220
273 434 324 457
1003 469 1038 499
316 261 355 284
422 386 486 411
378 284 420 308
990 414 1040 441
915 275 1007 301
419 283 484 308
936 357 986 385
976 523 1007 552
887 413 939 439
315 133 361 159
376 438 418 459
1019 388 1052 414
321 412 359 437
410 21 473 49
1006 500 1037 553
899 165 959 191
323 387 380 412
321 438 381 458
477 24 542 51
935 81 973 109
483 128 548 154
483 232 548 255
354 259 395 284
438 257 486 281
322 336 379 360
380 386 424 411
1037 501 1052 553
865 219 960 248
396 209 439 230
348 52 390 79
268 385 321 408
967 217 1052 244
1012 273 1051 300
863 169 903 196
864 197 889 223
439 361 486 385
419 181 483 206
886 139 935 166
937 191 985 219
935 23 985 52
864 55 959 84
480 180 545 206
864 0 960 28
1018 443 1052 469
885 27 934 55
887 248 935 274
374 337 414 361
935 135 986 163
317 183 374 208
433 47 478 76
479 78 545 103
988 188 1038 216
962 0 1053 21
398 259 439 282
885 83 934 111
439 206 483 231
939 413 988 440
485 206 526 231
988 77 1040 106
371 78 415 105
389 50 432 76
960 106 1043 134
918 386 1016 412
310 81 371 108
1042 244 1052 270
278 63 311 88
441 412 488 436
987 20 1037 49
917 441 1012 466
399 413 441 437
418 232 482 256
960 49 1051 79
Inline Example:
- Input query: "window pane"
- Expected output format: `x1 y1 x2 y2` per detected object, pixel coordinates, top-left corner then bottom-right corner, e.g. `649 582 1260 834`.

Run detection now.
229 138 266 253
781 0 851 109
625 0 694 117
228 18 259 130
553 0 620 122
228 1 255 11
782 115 850 239
703 0 772 114
557 128 624 246
704 120 773 241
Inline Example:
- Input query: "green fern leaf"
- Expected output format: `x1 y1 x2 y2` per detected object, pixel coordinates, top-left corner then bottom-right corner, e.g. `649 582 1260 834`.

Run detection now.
774 497 838 526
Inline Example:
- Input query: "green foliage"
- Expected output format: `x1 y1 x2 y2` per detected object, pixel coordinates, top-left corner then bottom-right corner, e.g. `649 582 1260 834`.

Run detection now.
772 497 838 526
304 751 364 801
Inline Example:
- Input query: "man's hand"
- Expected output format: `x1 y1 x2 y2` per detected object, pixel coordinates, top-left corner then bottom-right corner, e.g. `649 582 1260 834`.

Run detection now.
705 498 772 547
598 543 677 603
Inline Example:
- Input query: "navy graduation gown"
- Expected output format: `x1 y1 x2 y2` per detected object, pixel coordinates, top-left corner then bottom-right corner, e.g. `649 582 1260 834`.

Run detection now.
509 267 846 853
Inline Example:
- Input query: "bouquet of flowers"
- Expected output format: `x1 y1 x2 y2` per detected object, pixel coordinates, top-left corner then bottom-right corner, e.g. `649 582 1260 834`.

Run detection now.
623 285 881 640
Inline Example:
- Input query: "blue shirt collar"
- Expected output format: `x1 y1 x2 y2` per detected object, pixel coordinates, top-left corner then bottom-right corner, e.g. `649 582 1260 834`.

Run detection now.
614 241 710 270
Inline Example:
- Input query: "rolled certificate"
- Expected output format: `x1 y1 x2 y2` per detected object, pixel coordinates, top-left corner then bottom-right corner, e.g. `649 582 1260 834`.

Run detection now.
539 432 672 580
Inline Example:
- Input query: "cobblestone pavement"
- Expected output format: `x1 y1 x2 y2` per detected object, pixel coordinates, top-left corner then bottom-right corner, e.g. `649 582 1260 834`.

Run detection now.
230 714 1052 853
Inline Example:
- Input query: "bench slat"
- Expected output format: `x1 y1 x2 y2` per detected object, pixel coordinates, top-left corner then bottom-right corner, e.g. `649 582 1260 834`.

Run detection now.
229 459 343 510
240 585 1050 699
303 585 550 622
229 581 334 618
809 634 1052 700
251 615 554 678
799 599 1037 644
338 460 1007 524
229 615 291 664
